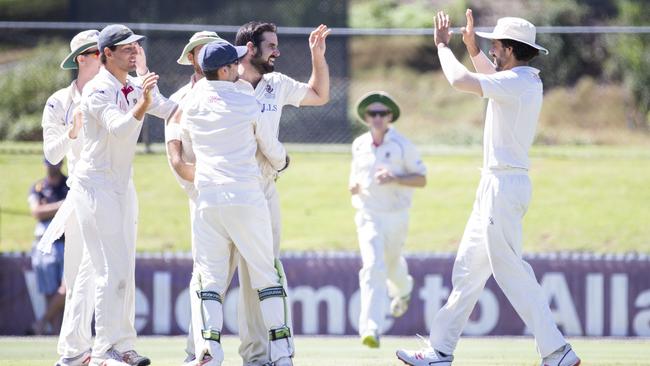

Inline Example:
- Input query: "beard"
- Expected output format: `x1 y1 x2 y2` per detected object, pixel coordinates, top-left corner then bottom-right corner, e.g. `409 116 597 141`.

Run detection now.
250 49 274 74
494 57 504 72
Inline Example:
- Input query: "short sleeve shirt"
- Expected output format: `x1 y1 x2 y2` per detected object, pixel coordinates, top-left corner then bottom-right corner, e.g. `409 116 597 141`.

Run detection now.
349 128 426 212
252 73 310 180
477 66 543 170
28 176 69 236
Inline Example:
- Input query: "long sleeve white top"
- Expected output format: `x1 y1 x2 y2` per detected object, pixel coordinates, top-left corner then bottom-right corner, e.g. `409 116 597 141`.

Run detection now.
41 81 84 175
74 67 177 193
180 78 287 194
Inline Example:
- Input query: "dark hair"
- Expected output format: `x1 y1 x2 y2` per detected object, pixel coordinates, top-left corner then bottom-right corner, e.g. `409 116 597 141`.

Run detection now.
100 45 118 64
204 68 219 81
235 21 277 47
499 39 539 62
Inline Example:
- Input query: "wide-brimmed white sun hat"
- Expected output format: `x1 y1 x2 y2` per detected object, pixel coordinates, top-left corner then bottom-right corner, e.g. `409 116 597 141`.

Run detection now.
60 29 99 70
475 17 549 55
177 31 223 65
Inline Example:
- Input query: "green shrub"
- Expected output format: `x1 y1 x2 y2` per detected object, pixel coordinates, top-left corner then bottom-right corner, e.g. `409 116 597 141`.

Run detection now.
0 41 70 141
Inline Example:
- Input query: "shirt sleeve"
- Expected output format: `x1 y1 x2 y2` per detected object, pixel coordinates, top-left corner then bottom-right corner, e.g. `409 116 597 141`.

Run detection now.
477 71 522 100
349 142 358 187
402 140 427 176
82 88 142 139
253 104 287 170
278 74 310 107
147 87 179 120
41 94 72 165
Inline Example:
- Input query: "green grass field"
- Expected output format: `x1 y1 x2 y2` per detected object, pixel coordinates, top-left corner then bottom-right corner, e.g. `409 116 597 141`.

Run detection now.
1 335 649 365
1 144 649 253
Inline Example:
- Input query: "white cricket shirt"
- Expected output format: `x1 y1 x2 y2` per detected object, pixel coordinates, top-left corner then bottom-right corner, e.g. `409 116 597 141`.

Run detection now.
181 78 287 205
74 67 177 193
477 66 543 171
42 81 84 175
165 77 198 199
349 128 427 212
248 72 309 180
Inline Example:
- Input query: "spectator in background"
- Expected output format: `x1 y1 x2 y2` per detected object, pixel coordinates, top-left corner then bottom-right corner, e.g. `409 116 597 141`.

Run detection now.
29 159 69 335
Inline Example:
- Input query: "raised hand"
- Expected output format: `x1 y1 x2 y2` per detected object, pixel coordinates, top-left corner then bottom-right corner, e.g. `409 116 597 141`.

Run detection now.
461 9 480 56
135 43 149 76
309 24 331 58
141 72 159 104
69 107 84 139
434 10 453 47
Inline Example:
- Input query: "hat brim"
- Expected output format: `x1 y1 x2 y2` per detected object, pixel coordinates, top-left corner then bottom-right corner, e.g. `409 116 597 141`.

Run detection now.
475 31 549 55
356 92 400 124
177 37 223 65
60 42 97 70
114 34 145 47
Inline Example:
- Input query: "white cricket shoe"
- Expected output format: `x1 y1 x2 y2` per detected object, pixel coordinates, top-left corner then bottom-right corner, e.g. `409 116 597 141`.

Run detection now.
54 349 91 366
541 344 581 366
395 347 453 366
88 348 129 366
390 295 411 318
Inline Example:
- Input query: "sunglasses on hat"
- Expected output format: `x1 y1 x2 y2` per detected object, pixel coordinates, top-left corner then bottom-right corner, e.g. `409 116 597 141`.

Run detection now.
365 110 391 118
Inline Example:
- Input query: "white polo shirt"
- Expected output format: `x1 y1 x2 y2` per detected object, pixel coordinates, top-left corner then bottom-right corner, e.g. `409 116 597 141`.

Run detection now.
42 81 84 175
165 77 198 199
181 78 287 206
349 128 427 212
74 67 177 193
248 72 310 180
477 66 543 171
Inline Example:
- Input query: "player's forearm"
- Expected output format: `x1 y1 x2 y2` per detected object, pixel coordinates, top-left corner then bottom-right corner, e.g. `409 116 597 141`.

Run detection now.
304 55 330 106
470 51 497 74
395 174 427 188
42 126 71 165
168 140 195 182
437 45 483 96
31 200 63 221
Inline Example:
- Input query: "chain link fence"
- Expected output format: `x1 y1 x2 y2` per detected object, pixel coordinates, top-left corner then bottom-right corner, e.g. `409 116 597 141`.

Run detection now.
0 22 649 146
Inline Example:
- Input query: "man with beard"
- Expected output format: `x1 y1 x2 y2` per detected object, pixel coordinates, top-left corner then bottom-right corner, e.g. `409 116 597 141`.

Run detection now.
71 24 176 366
179 21 331 366
232 21 330 366
395 9 580 366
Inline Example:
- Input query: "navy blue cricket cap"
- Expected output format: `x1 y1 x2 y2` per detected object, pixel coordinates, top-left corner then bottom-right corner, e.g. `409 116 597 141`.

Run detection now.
98 24 145 53
198 40 248 72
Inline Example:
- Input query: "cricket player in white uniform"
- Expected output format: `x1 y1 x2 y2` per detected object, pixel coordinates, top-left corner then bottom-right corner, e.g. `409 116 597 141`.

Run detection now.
162 30 223 365
180 21 331 366
71 24 176 366
41 29 100 366
178 40 293 366
396 10 580 366
349 91 426 348
232 21 330 366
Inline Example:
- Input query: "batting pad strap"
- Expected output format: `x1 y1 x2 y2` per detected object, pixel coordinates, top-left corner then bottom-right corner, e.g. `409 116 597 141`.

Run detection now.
201 329 221 342
268 325 291 341
196 290 222 303
258 286 286 302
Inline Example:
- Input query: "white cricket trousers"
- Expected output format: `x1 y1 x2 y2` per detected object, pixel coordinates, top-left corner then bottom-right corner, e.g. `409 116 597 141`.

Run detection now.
429 171 566 357
72 181 139 357
192 189 291 365
57 209 96 358
236 178 292 365
356 209 413 336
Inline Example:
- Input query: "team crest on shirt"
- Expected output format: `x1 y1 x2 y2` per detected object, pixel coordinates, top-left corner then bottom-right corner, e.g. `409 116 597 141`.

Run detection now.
385 151 391 159
263 84 276 99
